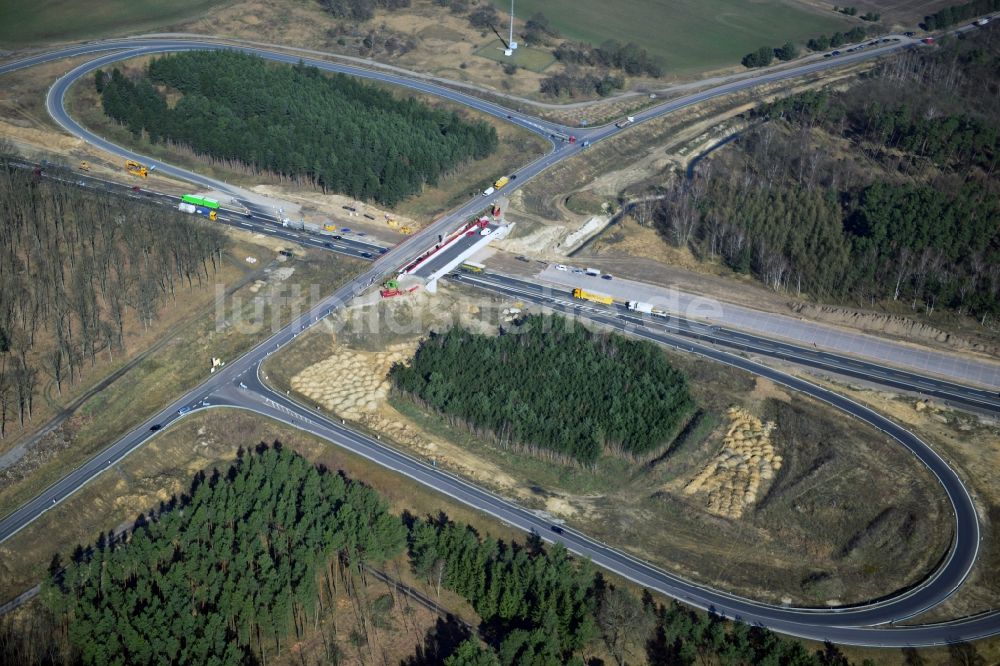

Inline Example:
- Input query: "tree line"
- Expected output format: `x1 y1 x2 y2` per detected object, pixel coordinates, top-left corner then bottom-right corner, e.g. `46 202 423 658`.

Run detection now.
317 0 410 21
923 0 1000 29
744 26 873 68
539 70 625 98
42 444 406 665
654 31 1000 324
96 51 498 207
0 158 227 439
553 39 665 77
805 26 870 52
835 6 881 21
388 315 693 466
410 514 877 666
2 440 894 665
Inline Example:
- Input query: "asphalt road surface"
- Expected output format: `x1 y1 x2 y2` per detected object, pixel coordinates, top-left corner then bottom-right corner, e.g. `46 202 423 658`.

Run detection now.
2 26 999 645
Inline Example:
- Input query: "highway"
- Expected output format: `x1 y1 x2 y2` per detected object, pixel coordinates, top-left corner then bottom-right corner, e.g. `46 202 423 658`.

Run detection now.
1 25 999 646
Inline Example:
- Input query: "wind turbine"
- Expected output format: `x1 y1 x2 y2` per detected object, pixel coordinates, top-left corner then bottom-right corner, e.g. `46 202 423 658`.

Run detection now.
505 0 518 56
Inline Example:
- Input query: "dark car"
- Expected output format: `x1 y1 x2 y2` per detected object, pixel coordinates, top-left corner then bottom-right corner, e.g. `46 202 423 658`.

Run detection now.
333 235 342 240
360 251 373 258
904 31 915 37
149 424 162 431
244 211 253 218
324 242 333 248
379 248 389 254
510 174 517 180
823 53 832 58
278 250 293 257
551 525 564 534
516 255 530 262
601 274 613 280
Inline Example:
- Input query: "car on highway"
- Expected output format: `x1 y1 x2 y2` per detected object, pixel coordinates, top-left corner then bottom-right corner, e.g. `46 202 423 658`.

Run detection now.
510 174 517 180
823 53 832 57
831 50 841 55
177 407 191 415
149 424 162 431
554 264 568 271
601 274 613 281
378 248 388 254
551 525 564 534
360 251 373 258
904 31 915 37
324 242 334 248
333 235 342 240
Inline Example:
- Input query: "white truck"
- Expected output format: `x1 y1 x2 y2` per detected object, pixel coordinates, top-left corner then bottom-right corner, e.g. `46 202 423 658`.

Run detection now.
483 186 496 196
626 301 654 314
976 17 990 25
585 267 601 276
615 116 636 129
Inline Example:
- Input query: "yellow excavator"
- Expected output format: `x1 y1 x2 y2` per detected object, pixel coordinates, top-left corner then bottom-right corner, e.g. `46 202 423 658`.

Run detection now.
125 159 149 178
79 160 91 171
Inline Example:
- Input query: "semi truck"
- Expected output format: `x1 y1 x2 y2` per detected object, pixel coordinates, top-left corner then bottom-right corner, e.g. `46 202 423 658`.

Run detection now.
178 202 217 221
626 301 654 314
572 288 613 305
494 176 510 189
615 116 635 128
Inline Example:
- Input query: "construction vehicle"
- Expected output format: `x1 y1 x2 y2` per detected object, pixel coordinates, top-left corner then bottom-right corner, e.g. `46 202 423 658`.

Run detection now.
386 218 398 228
380 279 420 298
79 161 91 171
399 225 414 235
615 116 636 129
494 176 510 189
626 301 654 314
572 288 613 305
125 160 151 178
324 223 337 232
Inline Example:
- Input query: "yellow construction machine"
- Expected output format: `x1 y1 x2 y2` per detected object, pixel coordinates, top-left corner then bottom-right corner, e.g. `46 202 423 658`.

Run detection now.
125 160 149 178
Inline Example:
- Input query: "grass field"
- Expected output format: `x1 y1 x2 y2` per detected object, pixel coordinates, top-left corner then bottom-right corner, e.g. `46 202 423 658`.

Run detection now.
474 43 556 72
492 0 853 72
0 0 228 47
